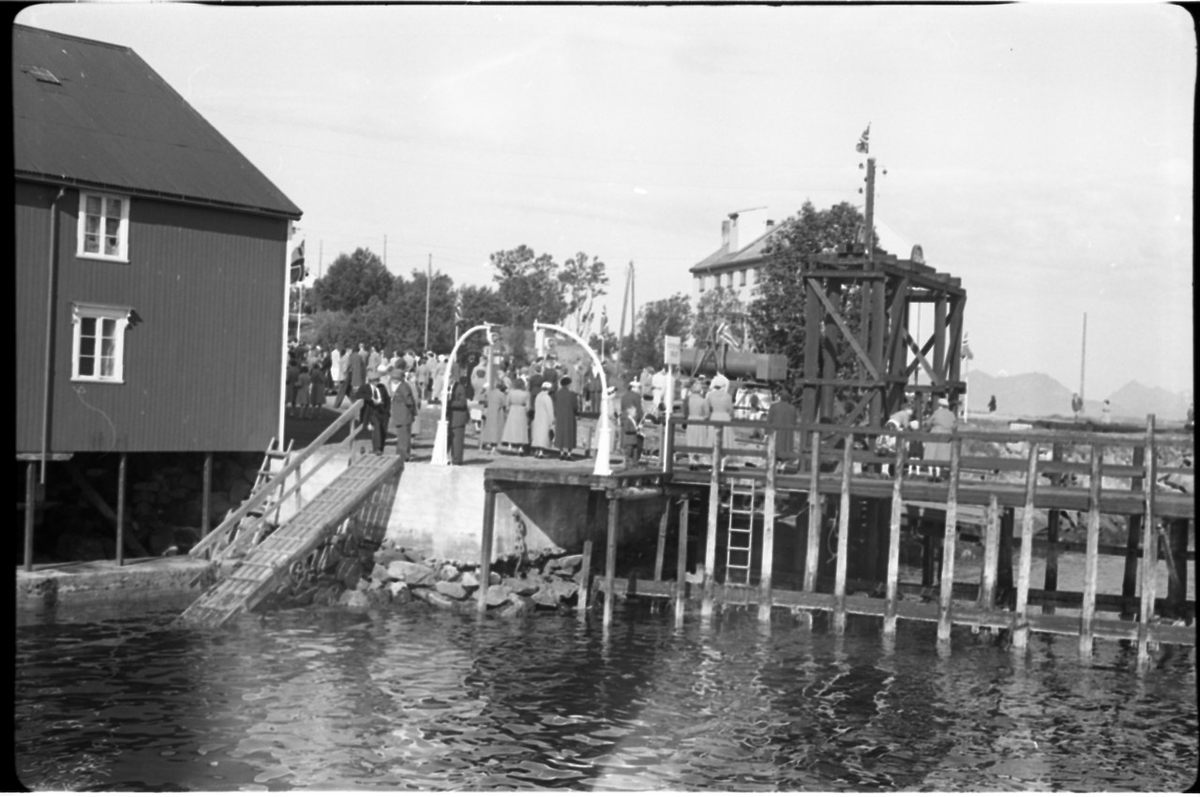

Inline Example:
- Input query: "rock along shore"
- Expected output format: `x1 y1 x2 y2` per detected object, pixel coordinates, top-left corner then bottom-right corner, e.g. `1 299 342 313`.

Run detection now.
261 539 590 619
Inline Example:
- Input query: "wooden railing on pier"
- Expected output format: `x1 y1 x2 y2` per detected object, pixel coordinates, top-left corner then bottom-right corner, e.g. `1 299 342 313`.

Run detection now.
587 412 1192 669
190 400 365 562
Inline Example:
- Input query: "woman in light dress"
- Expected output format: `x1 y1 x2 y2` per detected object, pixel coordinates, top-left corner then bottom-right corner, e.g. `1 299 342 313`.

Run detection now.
500 377 530 454
705 373 736 465
684 379 711 469
531 381 556 457
480 381 507 452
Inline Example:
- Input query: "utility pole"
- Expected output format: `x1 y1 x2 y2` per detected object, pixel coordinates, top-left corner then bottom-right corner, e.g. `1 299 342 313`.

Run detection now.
424 254 432 352
1079 312 1087 403
616 261 635 368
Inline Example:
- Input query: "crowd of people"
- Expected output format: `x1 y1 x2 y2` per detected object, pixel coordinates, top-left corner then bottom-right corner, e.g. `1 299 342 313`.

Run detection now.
285 340 972 473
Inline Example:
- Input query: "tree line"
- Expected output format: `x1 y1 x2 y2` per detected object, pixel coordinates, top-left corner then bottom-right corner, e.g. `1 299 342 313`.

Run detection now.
296 200 872 397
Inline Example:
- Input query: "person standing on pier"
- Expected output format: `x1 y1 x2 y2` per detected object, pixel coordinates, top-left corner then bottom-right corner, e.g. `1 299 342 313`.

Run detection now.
388 366 418 460
553 376 579 460
531 380 556 458
766 388 799 466
923 396 956 477
706 373 735 468
480 380 507 453
501 377 531 455
357 365 391 454
448 368 471 465
685 379 711 469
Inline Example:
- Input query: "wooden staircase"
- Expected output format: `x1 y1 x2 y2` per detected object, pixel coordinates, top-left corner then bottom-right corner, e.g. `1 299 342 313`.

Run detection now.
180 399 410 627
179 453 403 627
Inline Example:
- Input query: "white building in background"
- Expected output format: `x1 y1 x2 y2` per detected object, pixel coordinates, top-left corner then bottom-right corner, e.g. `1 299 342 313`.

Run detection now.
689 211 917 307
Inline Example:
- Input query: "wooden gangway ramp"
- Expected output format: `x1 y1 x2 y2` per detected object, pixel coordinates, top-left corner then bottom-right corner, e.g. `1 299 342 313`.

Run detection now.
179 453 403 627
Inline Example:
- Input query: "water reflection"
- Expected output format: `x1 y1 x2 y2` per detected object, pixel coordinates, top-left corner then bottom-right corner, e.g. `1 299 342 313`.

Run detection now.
14 603 1198 791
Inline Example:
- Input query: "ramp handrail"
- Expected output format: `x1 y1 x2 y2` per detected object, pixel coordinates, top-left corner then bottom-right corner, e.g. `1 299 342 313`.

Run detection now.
191 400 365 560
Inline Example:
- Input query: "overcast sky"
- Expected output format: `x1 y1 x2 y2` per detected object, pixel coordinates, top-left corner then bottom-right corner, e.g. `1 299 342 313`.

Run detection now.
19 3 1194 399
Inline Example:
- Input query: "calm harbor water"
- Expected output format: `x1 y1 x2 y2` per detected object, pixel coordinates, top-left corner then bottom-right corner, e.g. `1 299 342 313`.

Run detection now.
14 599 1197 791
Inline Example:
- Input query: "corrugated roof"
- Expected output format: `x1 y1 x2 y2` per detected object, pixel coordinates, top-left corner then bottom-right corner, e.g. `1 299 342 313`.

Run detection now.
13 24 302 219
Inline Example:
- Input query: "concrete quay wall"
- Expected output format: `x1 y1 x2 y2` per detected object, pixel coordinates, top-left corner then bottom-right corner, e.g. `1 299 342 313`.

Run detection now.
282 454 662 564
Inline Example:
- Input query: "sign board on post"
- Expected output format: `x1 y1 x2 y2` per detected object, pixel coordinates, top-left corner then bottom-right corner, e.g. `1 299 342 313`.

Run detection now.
664 335 681 366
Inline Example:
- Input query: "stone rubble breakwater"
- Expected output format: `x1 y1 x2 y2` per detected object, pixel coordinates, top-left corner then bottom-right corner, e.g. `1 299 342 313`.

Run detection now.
264 539 590 618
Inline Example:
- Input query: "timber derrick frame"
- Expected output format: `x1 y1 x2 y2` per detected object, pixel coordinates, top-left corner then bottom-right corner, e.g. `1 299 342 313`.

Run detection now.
797 248 966 429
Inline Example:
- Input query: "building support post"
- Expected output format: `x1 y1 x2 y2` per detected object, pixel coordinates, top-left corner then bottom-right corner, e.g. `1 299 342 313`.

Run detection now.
832 438 853 634
201 452 213 538
1043 443 1063 614
675 497 690 623
116 452 127 567
1122 445 1146 619
1013 443 1040 649
1079 445 1103 659
604 494 620 627
758 431 777 622
24 461 37 572
804 430 822 594
477 487 497 615
937 438 961 644
578 491 599 618
654 499 669 582
702 432 722 618
1136 415 1159 670
883 439 905 638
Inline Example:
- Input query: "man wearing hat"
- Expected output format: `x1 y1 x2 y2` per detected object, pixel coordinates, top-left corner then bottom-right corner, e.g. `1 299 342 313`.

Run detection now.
355 364 391 454
388 365 418 461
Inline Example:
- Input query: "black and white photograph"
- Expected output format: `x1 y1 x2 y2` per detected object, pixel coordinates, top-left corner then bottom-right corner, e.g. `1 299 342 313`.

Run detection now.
14 3 1195 791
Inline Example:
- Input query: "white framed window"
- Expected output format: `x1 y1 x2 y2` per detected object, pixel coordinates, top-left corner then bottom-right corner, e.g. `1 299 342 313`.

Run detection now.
697 275 706 293
76 191 130 261
71 303 130 383
738 269 747 287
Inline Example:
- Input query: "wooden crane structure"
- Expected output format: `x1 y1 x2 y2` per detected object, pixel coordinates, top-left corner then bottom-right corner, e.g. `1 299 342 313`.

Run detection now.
797 153 966 429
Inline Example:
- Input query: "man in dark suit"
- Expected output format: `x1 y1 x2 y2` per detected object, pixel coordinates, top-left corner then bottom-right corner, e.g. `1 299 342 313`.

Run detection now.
388 367 418 460
356 365 391 454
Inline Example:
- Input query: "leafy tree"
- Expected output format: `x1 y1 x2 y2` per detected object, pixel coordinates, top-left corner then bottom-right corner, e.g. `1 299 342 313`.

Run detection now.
490 245 567 328
747 200 875 408
692 287 748 348
559 251 608 339
310 247 393 313
627 294 692 372
387 269 457 353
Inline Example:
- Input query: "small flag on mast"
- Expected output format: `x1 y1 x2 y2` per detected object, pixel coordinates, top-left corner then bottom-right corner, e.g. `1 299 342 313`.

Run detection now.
856 124 870 154
454 292 463 325
289 240 306 283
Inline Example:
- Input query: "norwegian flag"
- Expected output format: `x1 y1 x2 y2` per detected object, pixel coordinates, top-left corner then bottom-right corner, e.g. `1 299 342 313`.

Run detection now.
289 240 306 283
856 124 870 154
454 292 464 324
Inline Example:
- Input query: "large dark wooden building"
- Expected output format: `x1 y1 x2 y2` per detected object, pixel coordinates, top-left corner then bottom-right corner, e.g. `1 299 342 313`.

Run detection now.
15 24 303 459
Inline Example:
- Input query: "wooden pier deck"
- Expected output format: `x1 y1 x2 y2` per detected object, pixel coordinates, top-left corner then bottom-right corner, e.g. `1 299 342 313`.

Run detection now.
478 414 1193 668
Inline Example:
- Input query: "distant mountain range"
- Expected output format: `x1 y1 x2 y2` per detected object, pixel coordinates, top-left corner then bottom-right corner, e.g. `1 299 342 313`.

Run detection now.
964 371 1192 421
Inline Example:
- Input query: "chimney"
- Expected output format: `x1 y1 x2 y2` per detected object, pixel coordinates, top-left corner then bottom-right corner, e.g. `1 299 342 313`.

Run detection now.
728 215 739 253
766 219 775 230
721 219 731 250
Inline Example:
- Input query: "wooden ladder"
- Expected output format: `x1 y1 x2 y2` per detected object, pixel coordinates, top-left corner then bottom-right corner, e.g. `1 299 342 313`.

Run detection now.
724 478 757 587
